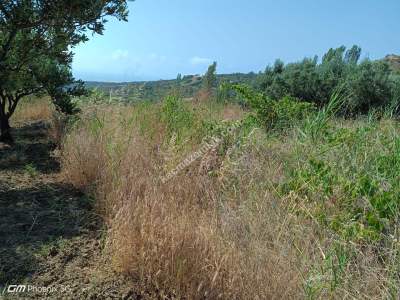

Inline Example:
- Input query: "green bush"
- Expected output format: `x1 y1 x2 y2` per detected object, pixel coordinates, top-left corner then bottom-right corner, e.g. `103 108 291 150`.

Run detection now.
281 119 400 242
161 95 194 142
232 84 315 130
345 60 393 114
390 75 400 114
216 81 233 104
274 96 316 129
299 88 347 141
258 45 398 115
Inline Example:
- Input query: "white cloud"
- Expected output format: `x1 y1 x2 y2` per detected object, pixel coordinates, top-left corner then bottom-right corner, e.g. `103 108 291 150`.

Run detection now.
112 49 129 60
190 56 212 65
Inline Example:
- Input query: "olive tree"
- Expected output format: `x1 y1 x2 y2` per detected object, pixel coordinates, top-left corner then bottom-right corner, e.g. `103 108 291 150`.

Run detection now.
0 0 130 143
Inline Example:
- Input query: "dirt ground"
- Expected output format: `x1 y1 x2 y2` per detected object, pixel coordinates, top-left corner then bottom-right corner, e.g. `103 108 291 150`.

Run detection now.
0 122 162 299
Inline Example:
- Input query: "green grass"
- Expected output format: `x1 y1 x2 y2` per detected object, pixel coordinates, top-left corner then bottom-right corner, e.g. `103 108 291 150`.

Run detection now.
24 163 38 177
282 118 400 242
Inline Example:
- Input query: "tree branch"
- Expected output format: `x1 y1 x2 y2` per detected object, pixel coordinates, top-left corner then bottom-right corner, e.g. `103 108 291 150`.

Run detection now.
2 86 43 118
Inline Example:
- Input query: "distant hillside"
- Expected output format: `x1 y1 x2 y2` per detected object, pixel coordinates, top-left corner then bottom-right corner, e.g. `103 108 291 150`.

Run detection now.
84 54 400 103
84 72 258 102
84 81 130 89
385 54 400 73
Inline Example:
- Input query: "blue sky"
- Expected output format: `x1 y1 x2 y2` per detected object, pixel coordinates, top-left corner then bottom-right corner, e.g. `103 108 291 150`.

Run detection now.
72 0 400 82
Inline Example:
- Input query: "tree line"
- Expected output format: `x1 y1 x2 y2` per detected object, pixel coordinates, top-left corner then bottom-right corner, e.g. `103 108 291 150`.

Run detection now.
256 45 400 115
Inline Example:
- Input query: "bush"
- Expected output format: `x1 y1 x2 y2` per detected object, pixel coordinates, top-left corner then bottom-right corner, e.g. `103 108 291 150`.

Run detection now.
282 118 400 242
390 75 400 114
161 95 194 142
216 81 233 104
232 84 315 130
274 96 316 129
258 45 398 115
345 60 393 114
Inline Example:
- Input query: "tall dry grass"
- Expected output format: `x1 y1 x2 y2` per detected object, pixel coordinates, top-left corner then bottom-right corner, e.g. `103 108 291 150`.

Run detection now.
10 97 53 124
60 104 313 299
61 103 400 299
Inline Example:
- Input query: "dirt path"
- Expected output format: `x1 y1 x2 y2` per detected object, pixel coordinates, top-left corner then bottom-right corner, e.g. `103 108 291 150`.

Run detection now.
0 122 142 299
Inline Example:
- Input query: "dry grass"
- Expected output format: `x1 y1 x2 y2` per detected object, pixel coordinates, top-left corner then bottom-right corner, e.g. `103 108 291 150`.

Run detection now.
10 97 53 125
9 96 67 147
194 89 212 104
61 103 400 299
221 104 244 121
61 105 312 299
61 124 107 190
61 105 127 191
47 111 71 148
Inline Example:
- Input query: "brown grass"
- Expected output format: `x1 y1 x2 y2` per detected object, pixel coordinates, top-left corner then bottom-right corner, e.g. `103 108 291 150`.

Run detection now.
61 106 314 299
60 104 400 299
61 106 122 191
11 97 53 125
83 147 306 298
48 112 69 148
194 89 212 104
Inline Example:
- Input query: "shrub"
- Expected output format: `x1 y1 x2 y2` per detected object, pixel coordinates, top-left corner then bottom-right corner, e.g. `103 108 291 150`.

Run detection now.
216 81 232 104
274 96 316 129
161 95 194 142
232 84 315 130
345 60 393 114
258 45 398 115
390 75 400 115
283 118 400 242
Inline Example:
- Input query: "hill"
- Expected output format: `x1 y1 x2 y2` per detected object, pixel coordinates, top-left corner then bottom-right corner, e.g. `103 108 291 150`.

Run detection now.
84 72 259 102
385 54 400 73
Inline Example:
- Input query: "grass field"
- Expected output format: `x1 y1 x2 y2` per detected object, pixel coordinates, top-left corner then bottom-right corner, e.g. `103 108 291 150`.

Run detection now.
1 2 399 299
58 95 400 299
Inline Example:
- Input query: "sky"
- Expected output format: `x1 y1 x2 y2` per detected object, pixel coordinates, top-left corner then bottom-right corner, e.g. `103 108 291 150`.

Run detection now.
72 0 400 82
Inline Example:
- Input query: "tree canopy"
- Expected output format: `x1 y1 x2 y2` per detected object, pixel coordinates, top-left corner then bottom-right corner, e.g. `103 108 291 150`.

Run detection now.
0 0 130 142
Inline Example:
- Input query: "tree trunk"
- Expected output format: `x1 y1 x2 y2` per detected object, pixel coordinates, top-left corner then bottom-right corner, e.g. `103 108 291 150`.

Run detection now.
0 116 13 144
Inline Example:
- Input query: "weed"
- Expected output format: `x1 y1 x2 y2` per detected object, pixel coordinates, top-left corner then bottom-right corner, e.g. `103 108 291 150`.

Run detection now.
24 163 38 177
